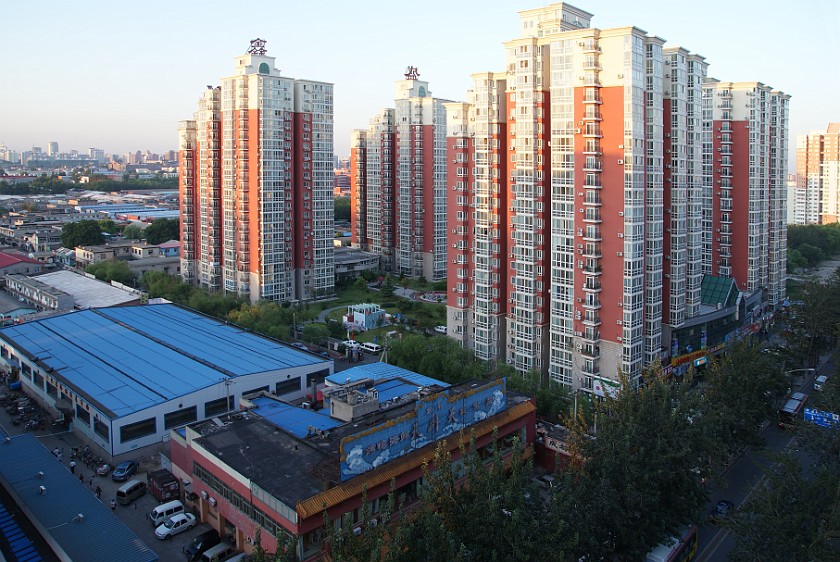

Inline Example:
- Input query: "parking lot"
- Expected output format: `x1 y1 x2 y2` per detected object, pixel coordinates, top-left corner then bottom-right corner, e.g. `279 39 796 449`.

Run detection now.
0 391 214 562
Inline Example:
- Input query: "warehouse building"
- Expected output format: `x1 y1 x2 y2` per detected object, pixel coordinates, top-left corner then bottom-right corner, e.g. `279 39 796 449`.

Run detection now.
0 303 332 457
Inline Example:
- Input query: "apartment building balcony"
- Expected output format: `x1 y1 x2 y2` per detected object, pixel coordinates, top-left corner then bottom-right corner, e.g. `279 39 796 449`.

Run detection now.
582 245 601 258
582 109 602 121
581 41 601 53
582 229 601 242
582 124 602 137
580 345 600 359
583 279 602 292
583 193 602 206
584 178 602 189
719 248 732 258
582 328 600 342
582 312 601 328
583 160 602 172
581 363 601 376
583 94 602 104
583 210 602 223
582 146 602 155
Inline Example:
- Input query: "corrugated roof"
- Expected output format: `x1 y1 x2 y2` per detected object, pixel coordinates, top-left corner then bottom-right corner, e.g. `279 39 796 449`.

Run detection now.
0 433 157 562
250 396 342 438
326 363 447 389
0 304 328 418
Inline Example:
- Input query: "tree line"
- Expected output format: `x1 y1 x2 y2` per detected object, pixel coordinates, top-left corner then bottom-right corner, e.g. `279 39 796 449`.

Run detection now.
788 223 840 270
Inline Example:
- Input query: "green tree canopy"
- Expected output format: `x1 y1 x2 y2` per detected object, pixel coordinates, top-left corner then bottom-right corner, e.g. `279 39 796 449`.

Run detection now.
61 219 104 248
334 196 351 222
143 218 179 244
86 260 134 285
122 223 143 240
557 371 710 561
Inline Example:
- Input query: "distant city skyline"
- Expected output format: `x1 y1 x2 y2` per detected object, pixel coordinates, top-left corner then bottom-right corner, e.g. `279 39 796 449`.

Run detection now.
1 0 836 157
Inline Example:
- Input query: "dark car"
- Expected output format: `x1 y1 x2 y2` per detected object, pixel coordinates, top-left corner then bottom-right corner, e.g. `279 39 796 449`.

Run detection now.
111 460 139 482
709 499 735 523
183 528 221 561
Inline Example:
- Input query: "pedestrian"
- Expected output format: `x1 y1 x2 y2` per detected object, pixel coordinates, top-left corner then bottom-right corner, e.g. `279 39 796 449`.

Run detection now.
79 473 84 483
52 447 59 457
56 451 62 462
89 475 94 486
110 498 116 511
69 460 76 474
95 485 102 498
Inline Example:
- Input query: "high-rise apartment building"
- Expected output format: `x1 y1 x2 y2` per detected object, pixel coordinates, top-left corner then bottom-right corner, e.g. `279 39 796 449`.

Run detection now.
350 69 450 280
180 40 334 303
795 124 840 225
47 142 59 157
447 2 788 392
702 80 789 306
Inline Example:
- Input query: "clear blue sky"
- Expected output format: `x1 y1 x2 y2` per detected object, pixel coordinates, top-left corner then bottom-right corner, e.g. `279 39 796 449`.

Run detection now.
1 0 837 159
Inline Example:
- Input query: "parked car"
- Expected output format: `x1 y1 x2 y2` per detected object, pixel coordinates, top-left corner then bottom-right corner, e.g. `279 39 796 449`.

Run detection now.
183 529 221 561
112 460 139 482
292 342 308 351
96 462 111 476
155 513 197 540
434 325 447 334
709 499 735 523
341 340 360 350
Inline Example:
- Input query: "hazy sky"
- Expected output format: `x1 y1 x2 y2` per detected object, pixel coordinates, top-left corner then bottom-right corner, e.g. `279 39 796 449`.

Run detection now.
1 0 837 158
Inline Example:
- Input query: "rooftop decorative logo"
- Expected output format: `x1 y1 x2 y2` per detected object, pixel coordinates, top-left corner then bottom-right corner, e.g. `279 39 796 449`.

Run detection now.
248 38 267 55
404 66 420 80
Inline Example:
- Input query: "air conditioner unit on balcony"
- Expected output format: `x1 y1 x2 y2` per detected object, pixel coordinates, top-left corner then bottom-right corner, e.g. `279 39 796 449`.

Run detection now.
617 251 623 256
618 211 624 216
617 159 624 164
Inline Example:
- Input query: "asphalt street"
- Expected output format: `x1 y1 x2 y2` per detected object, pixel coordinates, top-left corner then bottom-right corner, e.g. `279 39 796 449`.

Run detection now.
695 355 831 561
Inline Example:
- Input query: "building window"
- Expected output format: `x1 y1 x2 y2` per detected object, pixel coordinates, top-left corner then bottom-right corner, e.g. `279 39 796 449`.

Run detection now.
46 382 57 399
33 371 44 390
76 405 91 426
244 385 269 397
306 369 329 390
164 406 198 430
275 379 300 396
120 418 156 443
205 396 233 418
94 418 109 442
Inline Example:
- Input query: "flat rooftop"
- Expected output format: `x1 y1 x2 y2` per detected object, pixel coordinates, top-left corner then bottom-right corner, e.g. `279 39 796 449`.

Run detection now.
0 304 330 418
193 378 518 498
32 270 140 308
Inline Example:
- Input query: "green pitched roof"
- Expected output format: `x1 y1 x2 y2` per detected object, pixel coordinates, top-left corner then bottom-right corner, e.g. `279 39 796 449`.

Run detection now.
700 275 738 308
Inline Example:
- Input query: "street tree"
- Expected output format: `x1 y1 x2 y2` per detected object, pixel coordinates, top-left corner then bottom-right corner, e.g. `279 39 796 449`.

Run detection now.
98 219 118 234
787 275 840 367
303 323 330 346
700 342 790 459
726 455 840 562
61 219 104 248
557 371 710 561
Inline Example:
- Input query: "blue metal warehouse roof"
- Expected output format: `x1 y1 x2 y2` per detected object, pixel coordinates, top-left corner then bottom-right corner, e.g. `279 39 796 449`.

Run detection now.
0 304 328 419
0 433 157 562
326 362 447 390
250 396 342 438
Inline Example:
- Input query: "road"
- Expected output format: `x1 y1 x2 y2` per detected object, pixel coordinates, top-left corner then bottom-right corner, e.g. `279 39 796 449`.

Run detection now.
696 355 831 561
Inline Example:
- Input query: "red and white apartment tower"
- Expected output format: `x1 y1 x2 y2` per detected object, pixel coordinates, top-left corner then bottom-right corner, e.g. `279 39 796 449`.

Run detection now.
702 80 789 306
446 3 788 392
350 69 450 281
795 124 840 225
180 40 334 303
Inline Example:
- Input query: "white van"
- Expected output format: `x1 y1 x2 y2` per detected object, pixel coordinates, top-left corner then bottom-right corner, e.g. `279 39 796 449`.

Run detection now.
200 542 236 562
359 342 382 354
815 375 828 391
148 499 185 526
116 479 147 506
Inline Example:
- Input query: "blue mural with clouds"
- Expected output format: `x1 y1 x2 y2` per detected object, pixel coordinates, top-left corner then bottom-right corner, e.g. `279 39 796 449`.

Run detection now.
339 378 506 481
